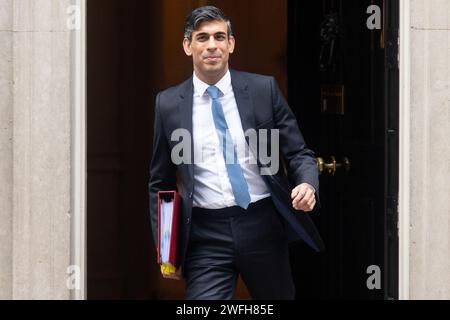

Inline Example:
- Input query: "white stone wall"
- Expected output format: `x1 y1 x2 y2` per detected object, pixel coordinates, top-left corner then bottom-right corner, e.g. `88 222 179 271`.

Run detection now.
0 0 72 299
0 0 14 300
409 0 450 300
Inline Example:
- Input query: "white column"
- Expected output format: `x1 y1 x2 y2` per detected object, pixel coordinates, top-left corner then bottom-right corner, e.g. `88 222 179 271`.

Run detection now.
408 0 450 300
11 0 72 299
70 0 86 300
0 0 14 300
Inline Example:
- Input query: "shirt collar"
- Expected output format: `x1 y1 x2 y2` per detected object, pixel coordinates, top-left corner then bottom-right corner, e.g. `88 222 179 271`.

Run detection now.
193 69 231 97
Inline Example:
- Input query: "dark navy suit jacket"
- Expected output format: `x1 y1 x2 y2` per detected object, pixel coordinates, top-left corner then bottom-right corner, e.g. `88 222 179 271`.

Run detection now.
149 69 325 269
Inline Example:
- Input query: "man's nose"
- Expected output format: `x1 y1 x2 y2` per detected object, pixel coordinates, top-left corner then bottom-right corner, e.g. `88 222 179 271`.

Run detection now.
207 36 217 50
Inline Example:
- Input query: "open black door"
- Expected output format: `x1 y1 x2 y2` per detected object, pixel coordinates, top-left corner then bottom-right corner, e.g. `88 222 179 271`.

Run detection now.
287 0 399 299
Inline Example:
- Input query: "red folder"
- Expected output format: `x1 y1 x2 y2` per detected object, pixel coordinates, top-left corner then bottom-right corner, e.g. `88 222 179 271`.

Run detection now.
157 190 181 269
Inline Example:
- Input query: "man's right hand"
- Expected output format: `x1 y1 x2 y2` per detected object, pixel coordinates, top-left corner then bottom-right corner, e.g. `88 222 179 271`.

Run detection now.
162 266 183 280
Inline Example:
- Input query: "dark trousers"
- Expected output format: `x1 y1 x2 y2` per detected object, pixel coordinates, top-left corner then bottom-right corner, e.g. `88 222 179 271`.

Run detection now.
184 197 295 300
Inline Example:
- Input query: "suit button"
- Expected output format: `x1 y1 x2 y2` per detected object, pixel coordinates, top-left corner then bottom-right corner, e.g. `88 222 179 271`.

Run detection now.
189 192 193 199
186 218 191 224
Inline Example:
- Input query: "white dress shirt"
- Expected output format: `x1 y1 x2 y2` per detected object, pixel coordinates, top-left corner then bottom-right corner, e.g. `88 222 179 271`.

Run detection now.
192 70 271 209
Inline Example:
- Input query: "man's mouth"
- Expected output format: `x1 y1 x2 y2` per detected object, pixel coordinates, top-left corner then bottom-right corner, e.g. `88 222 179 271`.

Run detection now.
204 56 221 61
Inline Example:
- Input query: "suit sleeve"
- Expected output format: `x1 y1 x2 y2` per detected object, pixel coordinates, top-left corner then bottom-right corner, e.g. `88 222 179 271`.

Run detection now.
148 92 178 248
270 77 321 208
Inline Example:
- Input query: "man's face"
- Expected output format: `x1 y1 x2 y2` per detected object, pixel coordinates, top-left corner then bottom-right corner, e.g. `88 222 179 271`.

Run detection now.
183 20 235 79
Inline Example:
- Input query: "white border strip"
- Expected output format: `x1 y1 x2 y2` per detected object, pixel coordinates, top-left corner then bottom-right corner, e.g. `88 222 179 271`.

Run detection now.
398 0 410 300
70 0 87 300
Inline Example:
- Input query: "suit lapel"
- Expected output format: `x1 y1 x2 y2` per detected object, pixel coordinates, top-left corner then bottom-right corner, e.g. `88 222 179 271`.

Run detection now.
178 78 195 181
230 69 256 134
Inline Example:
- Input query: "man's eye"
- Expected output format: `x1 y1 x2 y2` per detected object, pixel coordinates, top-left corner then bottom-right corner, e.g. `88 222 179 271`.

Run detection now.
216 35 226 40
197 36 207 41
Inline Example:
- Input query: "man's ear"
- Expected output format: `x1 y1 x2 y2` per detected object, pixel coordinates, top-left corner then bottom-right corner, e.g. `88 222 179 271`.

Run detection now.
228 35 235 54
183 38 192 56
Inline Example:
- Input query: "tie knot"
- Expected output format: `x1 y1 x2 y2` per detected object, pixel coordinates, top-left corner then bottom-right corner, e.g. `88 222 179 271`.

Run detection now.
206 85 220 99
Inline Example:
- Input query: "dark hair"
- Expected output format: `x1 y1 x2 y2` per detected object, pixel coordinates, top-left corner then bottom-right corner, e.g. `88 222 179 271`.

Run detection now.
184 6 233 42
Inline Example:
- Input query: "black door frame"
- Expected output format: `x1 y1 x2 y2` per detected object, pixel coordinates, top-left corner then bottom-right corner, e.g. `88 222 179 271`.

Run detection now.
383 0 399 300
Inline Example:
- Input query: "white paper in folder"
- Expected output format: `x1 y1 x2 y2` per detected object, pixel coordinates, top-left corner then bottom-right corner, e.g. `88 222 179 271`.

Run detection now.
159 199 174 264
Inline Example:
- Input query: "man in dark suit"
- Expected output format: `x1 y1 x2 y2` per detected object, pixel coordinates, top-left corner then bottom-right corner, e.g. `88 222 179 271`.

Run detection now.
149 6 324 300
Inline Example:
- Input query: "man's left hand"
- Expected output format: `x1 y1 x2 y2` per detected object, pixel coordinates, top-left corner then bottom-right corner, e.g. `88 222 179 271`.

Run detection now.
291 183 316 212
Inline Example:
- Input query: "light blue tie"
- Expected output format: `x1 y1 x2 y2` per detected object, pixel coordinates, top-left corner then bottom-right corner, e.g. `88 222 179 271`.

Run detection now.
206 85 251 209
